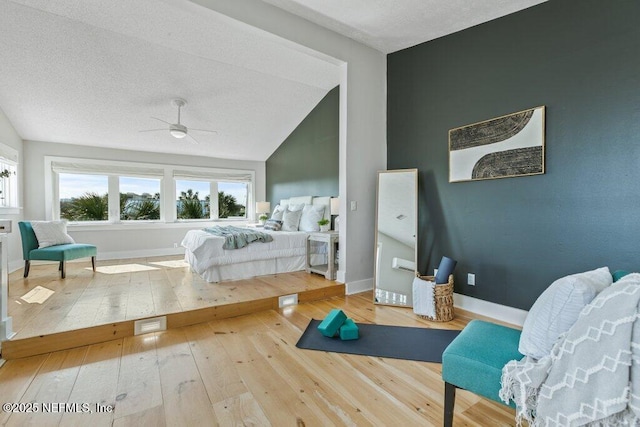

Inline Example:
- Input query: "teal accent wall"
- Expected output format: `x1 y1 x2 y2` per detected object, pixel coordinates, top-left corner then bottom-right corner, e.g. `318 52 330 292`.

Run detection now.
387 0 640 309
266 86 339 205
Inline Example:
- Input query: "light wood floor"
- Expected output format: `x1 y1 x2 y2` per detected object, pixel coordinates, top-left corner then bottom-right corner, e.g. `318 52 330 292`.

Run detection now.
7 256 340 341
0 292 517 426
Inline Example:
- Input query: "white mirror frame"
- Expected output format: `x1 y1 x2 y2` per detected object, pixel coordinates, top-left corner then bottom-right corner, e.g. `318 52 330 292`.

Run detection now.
373 168 418 307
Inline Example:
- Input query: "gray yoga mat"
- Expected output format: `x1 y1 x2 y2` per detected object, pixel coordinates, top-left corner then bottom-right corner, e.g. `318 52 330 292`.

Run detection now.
296 319 460 363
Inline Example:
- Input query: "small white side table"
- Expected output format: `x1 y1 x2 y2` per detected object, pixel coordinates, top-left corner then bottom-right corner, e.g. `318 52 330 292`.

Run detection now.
306 231 339 280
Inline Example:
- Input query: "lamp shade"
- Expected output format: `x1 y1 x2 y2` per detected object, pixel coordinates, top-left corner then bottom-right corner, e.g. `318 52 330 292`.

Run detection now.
256 201 271 214
330 197 340 215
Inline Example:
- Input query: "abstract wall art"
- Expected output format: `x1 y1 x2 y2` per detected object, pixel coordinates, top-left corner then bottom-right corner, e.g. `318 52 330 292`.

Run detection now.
449 106 545 182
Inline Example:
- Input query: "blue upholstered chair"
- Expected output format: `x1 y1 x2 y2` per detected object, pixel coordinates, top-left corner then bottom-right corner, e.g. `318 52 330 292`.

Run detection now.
18 221 97 279
441 320 523 426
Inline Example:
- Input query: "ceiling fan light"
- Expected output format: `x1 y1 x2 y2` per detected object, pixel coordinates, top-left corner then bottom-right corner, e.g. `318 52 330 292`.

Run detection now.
169 123 188 139
170 129 187 138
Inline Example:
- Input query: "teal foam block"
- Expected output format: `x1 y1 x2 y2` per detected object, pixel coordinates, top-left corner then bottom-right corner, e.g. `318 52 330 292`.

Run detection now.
339 318 359 340
318 309 347 337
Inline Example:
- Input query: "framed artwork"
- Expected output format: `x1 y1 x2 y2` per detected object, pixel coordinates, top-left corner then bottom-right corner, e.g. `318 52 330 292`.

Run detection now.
449 106 545 182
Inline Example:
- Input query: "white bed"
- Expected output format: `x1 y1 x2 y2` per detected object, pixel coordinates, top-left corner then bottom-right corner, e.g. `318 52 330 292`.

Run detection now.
181 196 331 282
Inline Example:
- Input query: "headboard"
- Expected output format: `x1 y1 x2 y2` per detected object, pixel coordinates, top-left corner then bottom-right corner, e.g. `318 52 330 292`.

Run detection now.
279 196 332 219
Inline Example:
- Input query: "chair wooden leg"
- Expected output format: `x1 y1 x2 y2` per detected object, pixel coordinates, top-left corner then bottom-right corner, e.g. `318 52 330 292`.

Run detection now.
60 261 66 279
58 261 63 271
91 256 96 272
444 382 456 427
23 260 30 278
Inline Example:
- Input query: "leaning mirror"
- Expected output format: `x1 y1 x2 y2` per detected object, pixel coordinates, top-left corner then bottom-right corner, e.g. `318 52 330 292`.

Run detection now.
373 169 418 307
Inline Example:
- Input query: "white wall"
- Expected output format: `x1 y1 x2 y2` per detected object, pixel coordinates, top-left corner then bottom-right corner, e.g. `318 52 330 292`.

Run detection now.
0 107 24 269
191 0 387 287
23 140 266 260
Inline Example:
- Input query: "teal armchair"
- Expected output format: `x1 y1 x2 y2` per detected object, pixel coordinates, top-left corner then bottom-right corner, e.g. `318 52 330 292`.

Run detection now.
18 221 97 279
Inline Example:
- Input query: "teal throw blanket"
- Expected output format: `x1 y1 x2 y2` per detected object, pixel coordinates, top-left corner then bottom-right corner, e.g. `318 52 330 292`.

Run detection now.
203 226 273 250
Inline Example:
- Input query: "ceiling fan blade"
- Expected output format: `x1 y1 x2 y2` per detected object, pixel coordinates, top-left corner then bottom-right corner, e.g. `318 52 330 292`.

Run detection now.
139 129 167 133
151 117 172 125
186 133 200 145
189 128 218 134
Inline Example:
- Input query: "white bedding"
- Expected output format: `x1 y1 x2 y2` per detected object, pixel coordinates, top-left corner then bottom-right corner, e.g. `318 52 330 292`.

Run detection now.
181 228 328 283
181 228 309 272
181 195 334 283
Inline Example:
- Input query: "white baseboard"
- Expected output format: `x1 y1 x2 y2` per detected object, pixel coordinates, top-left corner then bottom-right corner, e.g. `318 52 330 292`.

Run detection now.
8 259 23 274
454 293 528 327
97 247 185 261
345 278 373 295
7 248 185 275
336 269 345 284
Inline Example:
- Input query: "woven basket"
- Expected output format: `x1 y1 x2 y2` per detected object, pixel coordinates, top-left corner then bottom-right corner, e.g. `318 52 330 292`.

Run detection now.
415 274 454 322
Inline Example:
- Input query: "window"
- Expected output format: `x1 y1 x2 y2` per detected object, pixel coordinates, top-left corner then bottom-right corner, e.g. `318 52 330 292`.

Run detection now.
120 177 161 221
0 143 19 212
46 157 255 226
176 179 210 220
51 160 165 224
0 159 17 209
218 181 247 218
174 180 248 220
173 169 252 221
59 173 108 222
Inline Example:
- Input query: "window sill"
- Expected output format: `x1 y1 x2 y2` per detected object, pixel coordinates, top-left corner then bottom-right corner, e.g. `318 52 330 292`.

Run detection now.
0 207 21 215
67 219 248 232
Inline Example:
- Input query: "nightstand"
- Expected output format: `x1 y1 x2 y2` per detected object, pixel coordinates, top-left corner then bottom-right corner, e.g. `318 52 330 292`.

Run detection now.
306 231 339 280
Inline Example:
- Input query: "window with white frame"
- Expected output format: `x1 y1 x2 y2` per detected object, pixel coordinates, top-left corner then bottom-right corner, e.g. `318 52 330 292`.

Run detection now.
218 181 248 219
0 143 19 211
175 179 210 220
173 169 251 221
59 173 109 222
46 157 254 225
0 159 17 209
120 176 161 221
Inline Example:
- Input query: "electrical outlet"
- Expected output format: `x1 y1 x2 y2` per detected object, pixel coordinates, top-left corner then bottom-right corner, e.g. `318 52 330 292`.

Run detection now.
467 273 476 286
173 243 178 248
350 201 357 211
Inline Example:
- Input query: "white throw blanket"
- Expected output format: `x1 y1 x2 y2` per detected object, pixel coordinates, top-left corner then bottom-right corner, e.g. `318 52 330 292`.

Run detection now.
500 273 640 427
412 276 435 318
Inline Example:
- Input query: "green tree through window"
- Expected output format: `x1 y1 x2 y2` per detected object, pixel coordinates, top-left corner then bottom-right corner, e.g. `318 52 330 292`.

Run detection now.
60 192 108 221
177 189 205 219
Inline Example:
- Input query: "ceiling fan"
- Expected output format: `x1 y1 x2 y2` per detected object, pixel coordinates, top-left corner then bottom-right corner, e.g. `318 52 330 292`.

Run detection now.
140 98 217 144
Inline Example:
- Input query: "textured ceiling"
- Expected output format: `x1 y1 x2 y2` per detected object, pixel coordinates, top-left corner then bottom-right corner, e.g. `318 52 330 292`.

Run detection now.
0 0 547 161
0 0 341 161
262 0 547 53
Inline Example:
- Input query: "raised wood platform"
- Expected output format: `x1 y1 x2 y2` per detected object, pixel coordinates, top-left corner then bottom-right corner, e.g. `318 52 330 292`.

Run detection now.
2 256 344 359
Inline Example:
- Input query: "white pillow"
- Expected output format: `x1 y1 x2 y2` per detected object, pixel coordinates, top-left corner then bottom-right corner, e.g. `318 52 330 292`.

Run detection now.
31 221 75 248
299 204 325 232
282 207 303 231
271 205 285 221
518 267 612 360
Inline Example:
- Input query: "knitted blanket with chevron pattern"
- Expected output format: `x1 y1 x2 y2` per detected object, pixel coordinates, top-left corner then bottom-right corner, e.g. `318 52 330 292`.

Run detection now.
499 273 640 427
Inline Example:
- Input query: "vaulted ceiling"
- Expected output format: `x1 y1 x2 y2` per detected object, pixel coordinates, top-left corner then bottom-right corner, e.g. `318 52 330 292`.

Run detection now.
0 0 545 161
261 0 547 54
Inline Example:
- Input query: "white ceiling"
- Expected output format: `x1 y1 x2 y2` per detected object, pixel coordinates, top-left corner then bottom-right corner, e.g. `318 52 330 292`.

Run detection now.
0 0 546 161
0 0 341 161
261 0 547 54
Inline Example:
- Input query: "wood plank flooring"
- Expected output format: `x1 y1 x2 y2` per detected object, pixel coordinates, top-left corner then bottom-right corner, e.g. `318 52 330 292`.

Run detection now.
0 292 517 426
5 256 342 358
